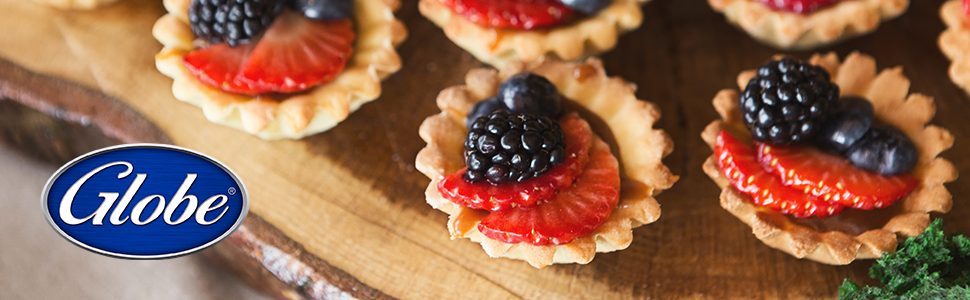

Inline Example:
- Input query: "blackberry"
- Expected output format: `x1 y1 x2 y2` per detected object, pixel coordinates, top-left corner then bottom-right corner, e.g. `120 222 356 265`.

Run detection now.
739 57 840 145
188 0 283 47
463 111 566 185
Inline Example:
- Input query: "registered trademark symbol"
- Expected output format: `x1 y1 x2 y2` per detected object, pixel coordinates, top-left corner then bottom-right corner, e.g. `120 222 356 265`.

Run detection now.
228 187 236 195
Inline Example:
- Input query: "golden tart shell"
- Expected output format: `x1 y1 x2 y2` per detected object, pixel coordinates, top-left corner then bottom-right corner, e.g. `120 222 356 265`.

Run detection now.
415 57 678 268
153 0 407 140
707 0 908 50
701 52 957 265
418 0 647 67
939 0 970 96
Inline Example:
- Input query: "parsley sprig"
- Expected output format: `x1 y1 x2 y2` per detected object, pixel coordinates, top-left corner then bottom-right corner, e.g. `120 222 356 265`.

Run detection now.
840 219 970 300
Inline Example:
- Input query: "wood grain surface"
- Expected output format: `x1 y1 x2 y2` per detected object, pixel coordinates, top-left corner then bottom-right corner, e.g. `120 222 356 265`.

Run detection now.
1 0 968 298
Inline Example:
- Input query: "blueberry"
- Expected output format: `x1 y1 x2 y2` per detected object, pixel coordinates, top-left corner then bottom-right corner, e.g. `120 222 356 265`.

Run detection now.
498 72 562 118
814 96 874 153
556 0 611 15
288 0 352 21
845 125 918 175
466 96 508 129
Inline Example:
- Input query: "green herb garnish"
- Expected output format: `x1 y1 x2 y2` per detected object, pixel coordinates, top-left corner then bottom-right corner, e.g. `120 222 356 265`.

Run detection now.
839 219 970 300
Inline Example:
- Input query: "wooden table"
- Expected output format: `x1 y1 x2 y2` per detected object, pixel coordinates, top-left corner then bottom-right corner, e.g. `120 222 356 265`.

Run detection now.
1 0 967 298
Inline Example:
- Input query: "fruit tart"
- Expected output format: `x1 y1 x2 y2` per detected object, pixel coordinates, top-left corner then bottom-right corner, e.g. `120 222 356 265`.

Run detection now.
153 0 406 139
707 0 908 50
701 53 957 264
940 0 970 97
415 57 677 268
418 0 647 67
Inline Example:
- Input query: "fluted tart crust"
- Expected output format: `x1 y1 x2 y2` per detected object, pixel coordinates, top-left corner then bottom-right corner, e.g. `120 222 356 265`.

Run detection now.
153 0 406 140
701 52 957 265
415 57 677 268
418 0 647 67
939 0 970 97
707 0 908 50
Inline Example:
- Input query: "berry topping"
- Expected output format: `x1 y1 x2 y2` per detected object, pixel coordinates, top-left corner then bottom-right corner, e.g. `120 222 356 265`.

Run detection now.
740 57 839 145
753 0 838 14
715 131 844 218
845 125 919 175
477 134 620 245
184 10 354 94
238 11 354 93
466 96 508 129
498 72 563 119
189 0 283 47
556 0 611 15
814 96 874 153
440 113 592 211
439 0 576 30
463 111 567 184
288 0 353 21
182 42 254 93
758 143 919 210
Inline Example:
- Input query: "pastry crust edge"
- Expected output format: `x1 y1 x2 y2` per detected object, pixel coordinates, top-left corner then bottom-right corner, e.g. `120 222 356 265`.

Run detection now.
939 0 970 97
700 52 957 265
152 0 407 140
418 0 647 67
415 57 678 268
707 0 908 50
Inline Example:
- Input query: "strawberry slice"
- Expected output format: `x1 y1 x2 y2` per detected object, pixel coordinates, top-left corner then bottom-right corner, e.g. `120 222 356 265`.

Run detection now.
183 43 254 94
183 11 354 95
238 11 354 94
478 136 620 246
754 0 838 14
715 131 844 218
440 0 576 30
757 143 919 210
438 113 593 211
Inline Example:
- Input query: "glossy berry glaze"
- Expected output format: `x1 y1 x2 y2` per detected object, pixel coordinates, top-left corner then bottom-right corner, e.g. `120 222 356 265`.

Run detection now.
439 0 576 30
754 0 839 14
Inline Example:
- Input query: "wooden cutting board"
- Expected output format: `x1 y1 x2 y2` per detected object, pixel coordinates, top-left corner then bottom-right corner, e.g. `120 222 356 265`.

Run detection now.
2 0 969 298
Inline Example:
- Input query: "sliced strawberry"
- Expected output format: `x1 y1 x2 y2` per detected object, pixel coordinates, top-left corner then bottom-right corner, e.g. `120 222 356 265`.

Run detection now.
754 0 838 14
715 131 844 218
440 0 576 30
183 43 254 94
183 11 354 95
438 113 593 211
478 136 620 246
238 11 354 94
757 143 919 210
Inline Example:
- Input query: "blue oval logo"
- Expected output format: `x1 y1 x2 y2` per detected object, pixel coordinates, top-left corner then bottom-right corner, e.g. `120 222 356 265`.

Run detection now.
41 144 248 259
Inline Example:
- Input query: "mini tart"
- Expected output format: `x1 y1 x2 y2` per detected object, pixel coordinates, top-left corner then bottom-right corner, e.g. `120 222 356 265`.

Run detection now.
701 52 957 265
153 0 407 140
418 0 647 67
415 57 677 268
707 0 908 50
939 0 970 96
